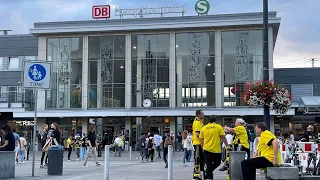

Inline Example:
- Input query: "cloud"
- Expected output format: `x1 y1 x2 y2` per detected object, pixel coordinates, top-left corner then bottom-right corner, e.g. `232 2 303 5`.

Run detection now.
0 0 318 68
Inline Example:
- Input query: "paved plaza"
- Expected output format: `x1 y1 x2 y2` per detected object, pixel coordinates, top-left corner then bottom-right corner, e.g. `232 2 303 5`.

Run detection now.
11 151 266 180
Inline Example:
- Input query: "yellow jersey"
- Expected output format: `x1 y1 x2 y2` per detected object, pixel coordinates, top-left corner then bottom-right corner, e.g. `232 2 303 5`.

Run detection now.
233 125 249 149
258 130 281 165
192 117 204 145
199 123 225 153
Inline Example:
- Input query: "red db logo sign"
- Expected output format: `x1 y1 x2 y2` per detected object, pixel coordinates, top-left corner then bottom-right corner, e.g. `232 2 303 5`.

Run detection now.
92 5 110 19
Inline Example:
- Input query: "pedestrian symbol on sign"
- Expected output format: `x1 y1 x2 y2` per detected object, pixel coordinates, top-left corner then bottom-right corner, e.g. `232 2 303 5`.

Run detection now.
28 64 46 81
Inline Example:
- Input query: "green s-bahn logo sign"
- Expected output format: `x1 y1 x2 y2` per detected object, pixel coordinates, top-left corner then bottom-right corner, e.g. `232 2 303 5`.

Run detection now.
195 0 210 15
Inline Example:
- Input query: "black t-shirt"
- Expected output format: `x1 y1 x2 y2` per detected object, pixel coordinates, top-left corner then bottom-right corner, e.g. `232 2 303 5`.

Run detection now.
51 129 61 145
177 135 182 143
5 133 15 151
87 132 96 147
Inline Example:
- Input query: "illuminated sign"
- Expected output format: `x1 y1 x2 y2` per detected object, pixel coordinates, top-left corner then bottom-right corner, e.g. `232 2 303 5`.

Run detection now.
92 5 111 19
195 0 210 15
115 5 187 18
16 120 34 126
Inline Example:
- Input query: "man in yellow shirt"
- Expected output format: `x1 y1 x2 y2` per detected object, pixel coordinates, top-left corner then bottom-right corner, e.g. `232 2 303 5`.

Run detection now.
200 115 229 180
224 118 250 158
192 109 205 179
241 122 281 180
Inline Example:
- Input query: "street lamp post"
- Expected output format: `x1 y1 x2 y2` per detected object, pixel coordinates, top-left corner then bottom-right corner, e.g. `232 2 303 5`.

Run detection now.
263 0 270 129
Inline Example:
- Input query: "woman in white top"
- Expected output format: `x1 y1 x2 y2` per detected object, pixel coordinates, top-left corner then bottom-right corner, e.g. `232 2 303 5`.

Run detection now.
253 136 260 154
182 130 193 166
18 135 27 163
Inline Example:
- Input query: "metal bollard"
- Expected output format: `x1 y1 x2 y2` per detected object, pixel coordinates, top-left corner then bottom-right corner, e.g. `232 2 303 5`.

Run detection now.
168 145 173 180
129 146 132 161
104 145 110 180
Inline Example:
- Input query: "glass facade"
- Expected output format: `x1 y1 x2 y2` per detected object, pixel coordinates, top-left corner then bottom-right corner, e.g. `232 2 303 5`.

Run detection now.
222 30 263 106
131 34 170 107
176 32 215 107
88 36 126 108
42 29 270 109
46 38 83 109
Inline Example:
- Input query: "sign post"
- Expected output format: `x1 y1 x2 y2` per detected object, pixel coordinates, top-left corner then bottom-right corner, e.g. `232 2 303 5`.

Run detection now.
23 61 51 177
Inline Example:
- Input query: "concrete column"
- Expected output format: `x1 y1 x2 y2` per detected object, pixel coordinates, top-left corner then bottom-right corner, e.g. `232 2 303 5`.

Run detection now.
125 117 131 131
82 118 88 134
270 116 275 133
215 30 223 108
125 34 132 109
169 117 176 135
176 117 183 134
268 26 274 80
169 32 176 108
97 55 102 108
82 35 89 110
176 56 182 107
37 36 47 111
136 58 142 107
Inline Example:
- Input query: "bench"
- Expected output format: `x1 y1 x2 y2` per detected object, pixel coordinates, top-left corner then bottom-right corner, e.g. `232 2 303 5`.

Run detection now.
0 151 15 179
266 166 299 180
229 151 246 180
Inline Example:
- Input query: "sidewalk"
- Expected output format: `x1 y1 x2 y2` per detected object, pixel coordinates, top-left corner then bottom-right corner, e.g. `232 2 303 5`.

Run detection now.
12 150 265 180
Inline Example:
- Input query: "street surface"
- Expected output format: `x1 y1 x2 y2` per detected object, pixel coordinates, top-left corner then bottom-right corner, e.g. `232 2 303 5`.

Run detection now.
12 151 266 180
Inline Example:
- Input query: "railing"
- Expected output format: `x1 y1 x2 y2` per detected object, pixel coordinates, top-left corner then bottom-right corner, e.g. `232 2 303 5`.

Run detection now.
0 91 34 109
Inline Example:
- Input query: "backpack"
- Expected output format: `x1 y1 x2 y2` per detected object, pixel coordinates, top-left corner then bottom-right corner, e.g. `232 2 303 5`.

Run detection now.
147 138 153 148
140 136 146 147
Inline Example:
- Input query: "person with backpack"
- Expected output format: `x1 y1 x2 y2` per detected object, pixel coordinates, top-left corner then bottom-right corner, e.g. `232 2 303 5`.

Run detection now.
40 124 49 168
163 133 174 168
139 133 146 161
146 133 155 162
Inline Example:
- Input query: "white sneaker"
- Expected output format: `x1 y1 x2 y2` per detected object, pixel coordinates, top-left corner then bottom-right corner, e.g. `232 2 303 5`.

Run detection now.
187 162 191 166
183 163 186 166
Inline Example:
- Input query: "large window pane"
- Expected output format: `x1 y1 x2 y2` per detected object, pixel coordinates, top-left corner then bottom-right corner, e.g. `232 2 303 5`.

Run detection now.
131 34 170 107
222 30 263 106
0 57 3 70
176 32 215 107
46 37 83 109
88 35 126 108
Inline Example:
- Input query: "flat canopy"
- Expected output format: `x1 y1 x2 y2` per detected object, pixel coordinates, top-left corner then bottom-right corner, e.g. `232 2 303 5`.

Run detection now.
298 96 320 113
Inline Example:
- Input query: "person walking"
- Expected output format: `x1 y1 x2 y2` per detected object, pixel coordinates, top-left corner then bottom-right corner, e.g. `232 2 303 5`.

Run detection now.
40 124 49 168
176 132 182 151
80 134 87 161
75 134 81 161
154 132 162 158
182 130 193 166
114 135 123 157
18 135 27 163
147 133 155 162
224 118 250 158
12 128 21 162
67 136 74 161
84 126 100 167
138 133 146 161
163 133 173 168
192 109 206 179
200 115 229 180
241 122 281 180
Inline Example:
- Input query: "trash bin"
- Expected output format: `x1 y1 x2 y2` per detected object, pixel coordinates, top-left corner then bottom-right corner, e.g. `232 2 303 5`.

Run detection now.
47 145 64 175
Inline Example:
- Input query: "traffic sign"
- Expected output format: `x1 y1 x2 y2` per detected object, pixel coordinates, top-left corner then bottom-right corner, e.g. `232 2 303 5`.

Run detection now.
195 0 210 15
23 61 51 89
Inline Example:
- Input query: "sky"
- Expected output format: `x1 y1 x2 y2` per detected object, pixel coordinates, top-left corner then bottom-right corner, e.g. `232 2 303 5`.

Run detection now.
0 0 319 68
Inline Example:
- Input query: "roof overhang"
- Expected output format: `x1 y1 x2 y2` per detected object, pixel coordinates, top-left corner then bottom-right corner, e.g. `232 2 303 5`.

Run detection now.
298 96 320 114
12 107 295 118
29 12 281 36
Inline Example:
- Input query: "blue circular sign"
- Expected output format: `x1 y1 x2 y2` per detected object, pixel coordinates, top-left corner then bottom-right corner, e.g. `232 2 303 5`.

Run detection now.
28 64 46 81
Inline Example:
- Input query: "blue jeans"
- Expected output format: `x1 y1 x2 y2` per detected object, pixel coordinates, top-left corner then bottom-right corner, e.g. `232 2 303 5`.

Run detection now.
183 148 192 164
19 150 25 163
80 147 87 160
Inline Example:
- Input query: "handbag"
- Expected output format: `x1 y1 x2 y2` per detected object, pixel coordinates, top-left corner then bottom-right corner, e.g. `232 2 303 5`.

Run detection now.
42 138 59 152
